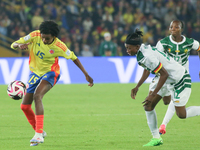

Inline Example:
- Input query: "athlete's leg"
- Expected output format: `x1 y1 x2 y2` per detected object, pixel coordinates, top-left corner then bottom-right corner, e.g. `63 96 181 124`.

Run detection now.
30 80 52 146
158 82 175 134
175 106 186 118
21 93 35 130
143 92 163 146
162 96 175 124
161 96 175 127
34 80 52 114
162 95 171 105
33 80 52 132
159 96 176 135
174 86 200 119
175 105 200 119
144 91 162 138
159 101 175 134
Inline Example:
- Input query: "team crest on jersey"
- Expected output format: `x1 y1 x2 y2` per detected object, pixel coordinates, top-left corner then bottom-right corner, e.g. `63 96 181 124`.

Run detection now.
49 49 54 54
184 49 188 53
168 48 171 53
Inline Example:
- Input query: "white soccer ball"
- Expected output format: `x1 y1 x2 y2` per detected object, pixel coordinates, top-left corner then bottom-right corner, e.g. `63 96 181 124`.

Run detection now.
7 80 26 100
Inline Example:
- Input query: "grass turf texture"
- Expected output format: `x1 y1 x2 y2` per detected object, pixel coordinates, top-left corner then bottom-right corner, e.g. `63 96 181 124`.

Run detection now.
0 83 200 150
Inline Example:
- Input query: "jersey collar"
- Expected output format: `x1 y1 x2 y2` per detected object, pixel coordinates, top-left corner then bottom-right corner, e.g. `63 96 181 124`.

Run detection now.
169 35 186 45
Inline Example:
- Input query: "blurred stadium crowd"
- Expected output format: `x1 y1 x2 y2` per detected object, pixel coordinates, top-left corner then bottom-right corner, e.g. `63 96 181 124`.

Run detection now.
0 0 200 56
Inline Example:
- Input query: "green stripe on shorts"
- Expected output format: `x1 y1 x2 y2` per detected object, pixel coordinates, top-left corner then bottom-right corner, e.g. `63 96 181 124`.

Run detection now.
174 72 191 94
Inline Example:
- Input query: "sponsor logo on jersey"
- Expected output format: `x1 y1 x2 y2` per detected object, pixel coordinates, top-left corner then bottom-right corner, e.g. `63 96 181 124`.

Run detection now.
175 50 180 53
174 100 180 103
49 49 54 54
184 49 188 53
23 35 31 41
66 49 71 56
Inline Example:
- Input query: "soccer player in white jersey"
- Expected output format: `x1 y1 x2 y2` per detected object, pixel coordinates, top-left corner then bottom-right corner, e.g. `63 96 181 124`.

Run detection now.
11 21 94 146
154 20 200 135
124 29 200 147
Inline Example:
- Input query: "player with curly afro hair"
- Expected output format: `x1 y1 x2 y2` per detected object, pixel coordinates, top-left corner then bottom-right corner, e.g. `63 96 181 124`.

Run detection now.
11 20 94 146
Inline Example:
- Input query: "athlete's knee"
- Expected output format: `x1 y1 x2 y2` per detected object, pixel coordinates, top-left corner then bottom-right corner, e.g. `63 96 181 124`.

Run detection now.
177 115 186 119
144 105 154 111
163 96 171 105
33 93 43 102
175 106 187 119
20 104 31 111
163 101 170 105
176 112 186 119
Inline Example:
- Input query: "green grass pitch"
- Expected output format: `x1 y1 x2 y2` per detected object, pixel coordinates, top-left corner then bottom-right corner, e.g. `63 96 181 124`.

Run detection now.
0 83 200 150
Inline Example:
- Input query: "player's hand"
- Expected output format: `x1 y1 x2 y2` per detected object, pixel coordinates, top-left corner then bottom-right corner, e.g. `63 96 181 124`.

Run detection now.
131 87 138 99
18 43 30 50
199 71 200 79
142 94 154 106
85 74 94 87
142 99 151 106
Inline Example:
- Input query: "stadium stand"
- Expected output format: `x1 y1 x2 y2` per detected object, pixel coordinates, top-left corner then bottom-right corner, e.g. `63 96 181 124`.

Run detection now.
0 0 199 57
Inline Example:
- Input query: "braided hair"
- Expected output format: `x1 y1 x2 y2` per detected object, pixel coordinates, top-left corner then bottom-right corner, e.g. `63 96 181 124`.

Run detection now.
125 29 143 45
39 20 60 37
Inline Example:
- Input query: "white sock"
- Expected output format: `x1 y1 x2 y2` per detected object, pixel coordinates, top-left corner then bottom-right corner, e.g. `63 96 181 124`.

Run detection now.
145 109 160 139
161 101 175 127
186 106 200 118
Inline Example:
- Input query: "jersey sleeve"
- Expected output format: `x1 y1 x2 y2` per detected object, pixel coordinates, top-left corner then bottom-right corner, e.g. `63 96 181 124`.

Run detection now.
63 49 77 60
54 41 77 61
144 56 162 74
156 41 165 52
11 30 40 50
192 39 200 51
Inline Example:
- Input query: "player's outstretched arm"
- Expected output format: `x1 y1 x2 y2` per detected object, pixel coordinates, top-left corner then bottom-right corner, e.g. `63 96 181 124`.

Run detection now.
131 69 150 99
151 67 168 96
12 43 30 50
73 58 94 87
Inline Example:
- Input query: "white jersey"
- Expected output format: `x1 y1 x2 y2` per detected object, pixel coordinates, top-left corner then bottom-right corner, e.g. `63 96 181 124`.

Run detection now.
136 44 185 83
156 35 200 72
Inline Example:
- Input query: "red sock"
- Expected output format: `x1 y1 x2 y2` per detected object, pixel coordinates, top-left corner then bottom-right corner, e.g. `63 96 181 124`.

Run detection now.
35 115 44 133
20 104 36 130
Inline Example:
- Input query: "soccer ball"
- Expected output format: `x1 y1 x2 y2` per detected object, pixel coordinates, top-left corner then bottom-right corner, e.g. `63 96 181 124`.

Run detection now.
7 80 26 100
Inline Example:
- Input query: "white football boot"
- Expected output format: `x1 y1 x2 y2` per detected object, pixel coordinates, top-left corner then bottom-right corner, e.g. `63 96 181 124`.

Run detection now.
30 132 44 146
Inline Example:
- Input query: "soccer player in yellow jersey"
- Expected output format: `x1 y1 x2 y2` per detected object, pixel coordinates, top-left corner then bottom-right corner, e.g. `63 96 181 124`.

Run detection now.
11 20 94 146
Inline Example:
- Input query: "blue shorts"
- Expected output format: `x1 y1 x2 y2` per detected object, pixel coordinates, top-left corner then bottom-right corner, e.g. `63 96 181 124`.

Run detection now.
26 72 60 93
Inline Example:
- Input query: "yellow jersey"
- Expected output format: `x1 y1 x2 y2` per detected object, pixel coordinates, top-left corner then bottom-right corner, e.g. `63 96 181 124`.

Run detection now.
11 30 77 77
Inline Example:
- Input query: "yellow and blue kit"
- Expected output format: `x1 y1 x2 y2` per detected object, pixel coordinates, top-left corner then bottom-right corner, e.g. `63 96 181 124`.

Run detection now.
11 30 77 93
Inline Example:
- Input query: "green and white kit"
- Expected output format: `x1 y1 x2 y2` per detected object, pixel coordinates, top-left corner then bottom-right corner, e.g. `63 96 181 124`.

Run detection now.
137 44 192 106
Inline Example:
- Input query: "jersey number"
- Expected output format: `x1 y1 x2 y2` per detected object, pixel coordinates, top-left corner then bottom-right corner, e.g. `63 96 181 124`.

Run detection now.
36 51 45 59
28 75 39 84
174 90 180 99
